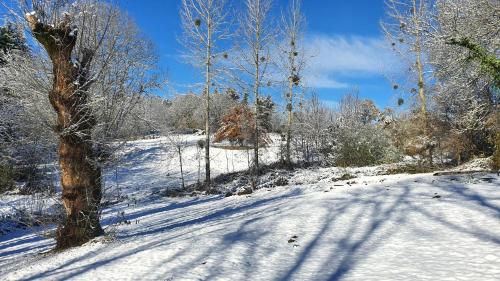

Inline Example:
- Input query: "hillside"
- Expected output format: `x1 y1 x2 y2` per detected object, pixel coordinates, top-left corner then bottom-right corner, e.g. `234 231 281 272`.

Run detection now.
1 137 499 280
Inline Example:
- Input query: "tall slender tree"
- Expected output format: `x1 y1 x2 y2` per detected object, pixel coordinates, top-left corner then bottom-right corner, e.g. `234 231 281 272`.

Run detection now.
279 0 306 167
236 0 274 188
381 0 435 164
381 0 433 128
180 0 229 187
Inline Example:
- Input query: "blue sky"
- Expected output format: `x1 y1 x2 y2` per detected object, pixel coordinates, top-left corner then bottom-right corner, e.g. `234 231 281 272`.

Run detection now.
118 0 400 109
0 0 401 109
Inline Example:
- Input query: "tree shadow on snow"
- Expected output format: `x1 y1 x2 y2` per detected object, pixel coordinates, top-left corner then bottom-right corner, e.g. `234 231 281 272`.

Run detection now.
2 174 499 280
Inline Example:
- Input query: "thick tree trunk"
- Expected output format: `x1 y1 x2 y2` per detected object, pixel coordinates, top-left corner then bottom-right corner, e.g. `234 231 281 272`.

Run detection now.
57 132 103 249
27 16 102 249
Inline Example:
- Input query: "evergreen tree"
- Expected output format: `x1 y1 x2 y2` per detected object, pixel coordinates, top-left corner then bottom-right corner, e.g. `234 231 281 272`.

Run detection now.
0 22 27 65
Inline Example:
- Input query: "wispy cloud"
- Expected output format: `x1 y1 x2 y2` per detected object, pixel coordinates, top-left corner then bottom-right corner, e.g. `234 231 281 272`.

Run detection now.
320 99 340 109
303 34 398 89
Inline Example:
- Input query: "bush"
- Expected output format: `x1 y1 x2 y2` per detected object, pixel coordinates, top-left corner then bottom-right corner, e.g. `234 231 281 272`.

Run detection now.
386 164 436 175
0 164 15 193
493 132 500 170
320 90 401 167
324 124 401 167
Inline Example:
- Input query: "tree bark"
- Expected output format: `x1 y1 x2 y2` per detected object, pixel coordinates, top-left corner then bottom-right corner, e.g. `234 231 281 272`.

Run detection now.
285 33 297 167
178 145 185 189
286 78 293 167
253 58 260 190
412 0 432 165
204 15 212 187
412 0 427 126
27 16 103 249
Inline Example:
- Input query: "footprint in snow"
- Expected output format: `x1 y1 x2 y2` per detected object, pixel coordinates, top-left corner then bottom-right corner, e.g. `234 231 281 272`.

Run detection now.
432 193 442 199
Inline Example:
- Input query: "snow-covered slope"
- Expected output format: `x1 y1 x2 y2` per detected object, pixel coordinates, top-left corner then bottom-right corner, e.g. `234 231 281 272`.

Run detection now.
1 137 499 281
103 135 281 197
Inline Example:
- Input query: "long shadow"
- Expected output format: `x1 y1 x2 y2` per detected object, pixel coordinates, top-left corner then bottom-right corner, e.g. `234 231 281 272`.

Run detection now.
119 146 166 164
19 189 303 281
6 173 500 281
100 196 221 226
0 243 49 259
120 189 302 239
0 232 45 253
434 177 500 216
408 202 500 245
276 202 351 281
325 187 411 281
278 186 411 281
203 202 298 281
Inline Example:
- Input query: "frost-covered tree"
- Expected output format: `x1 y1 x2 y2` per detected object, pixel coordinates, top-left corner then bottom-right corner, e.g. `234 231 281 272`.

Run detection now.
322 90 400 167
278 0 306 167
0 21 32 192
381 0 436 164
381 0 433 129
0 21 27 64
428 0 499 162
22 1 107 248
1 0 160 249
165 90 237 132
180 0 230 186
196 89 240 132
292 92 333 163
235 0 275 187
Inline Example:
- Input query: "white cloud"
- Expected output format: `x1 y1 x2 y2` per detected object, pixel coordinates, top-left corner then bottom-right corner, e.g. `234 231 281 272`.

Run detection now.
307 75 349 89
303 34 399 89
320 99 340 109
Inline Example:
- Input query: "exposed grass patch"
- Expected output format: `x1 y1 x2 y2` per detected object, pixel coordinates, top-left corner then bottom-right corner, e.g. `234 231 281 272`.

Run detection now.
386 164 438 175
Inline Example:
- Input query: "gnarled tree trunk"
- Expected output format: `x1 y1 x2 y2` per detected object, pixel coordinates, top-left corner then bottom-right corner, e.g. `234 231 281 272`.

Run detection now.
27 15 102 249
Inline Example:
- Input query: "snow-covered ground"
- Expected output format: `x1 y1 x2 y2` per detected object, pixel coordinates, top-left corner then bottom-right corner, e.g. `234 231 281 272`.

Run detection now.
103 134 281 197
1 136 499 280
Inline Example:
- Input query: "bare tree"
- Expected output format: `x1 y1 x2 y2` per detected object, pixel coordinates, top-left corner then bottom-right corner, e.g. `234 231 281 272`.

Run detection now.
381 0 436 165
293 91 334 163
165 132 189 190
381 0 433 129
279 0 306 167
180 0 230 186
236 0 275 188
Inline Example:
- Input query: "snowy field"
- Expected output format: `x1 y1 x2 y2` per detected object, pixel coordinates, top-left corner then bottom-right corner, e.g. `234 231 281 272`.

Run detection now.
1 136 500 281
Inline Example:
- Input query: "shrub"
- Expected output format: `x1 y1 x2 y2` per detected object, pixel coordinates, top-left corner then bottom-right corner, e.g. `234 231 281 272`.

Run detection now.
324 123 401 167
0 163 15 193
214 104 271 146
493 132 500 170
386 164 436 175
